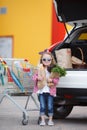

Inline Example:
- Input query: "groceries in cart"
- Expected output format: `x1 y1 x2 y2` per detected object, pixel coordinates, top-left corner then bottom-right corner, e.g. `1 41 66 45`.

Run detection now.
0 58 37 93
0 59 6 86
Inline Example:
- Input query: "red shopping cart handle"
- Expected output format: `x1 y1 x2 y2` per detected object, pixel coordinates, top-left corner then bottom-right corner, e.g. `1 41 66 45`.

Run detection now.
23 68 30 72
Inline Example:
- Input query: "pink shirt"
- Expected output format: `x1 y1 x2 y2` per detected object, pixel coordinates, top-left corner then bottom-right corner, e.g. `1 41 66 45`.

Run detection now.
33 73 59 96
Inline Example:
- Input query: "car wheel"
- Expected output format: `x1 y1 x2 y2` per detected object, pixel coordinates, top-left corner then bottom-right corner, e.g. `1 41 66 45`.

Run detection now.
53 104 73 119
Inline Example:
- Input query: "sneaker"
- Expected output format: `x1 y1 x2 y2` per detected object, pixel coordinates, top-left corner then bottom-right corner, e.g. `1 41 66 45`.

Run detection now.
47 120 54 126
39 120 46 126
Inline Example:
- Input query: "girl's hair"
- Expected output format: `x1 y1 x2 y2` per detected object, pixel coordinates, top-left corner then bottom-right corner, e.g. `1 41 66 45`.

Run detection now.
40 51 56 72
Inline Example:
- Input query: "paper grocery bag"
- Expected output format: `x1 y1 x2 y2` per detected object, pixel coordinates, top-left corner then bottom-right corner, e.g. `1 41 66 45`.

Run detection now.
55 48 72 68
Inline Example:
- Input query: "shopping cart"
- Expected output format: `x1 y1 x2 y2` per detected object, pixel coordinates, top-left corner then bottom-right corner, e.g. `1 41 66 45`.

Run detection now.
0 58 39 125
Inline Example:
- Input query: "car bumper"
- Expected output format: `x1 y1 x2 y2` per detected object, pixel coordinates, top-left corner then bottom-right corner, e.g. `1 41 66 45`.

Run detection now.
55 88 87 106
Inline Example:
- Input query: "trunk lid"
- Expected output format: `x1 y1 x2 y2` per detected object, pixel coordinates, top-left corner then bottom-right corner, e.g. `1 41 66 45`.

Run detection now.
54 0 87 25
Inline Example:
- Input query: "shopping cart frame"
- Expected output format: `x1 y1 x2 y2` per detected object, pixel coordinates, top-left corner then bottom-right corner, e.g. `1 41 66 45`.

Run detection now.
0 58 39 125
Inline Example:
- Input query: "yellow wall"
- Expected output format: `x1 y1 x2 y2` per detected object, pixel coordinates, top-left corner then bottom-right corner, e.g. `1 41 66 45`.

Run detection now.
0 0 52 65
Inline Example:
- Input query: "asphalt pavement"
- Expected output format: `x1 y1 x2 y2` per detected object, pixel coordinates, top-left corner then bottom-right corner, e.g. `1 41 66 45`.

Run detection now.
0 93 62 130
0 93 87 130
0 93 41 130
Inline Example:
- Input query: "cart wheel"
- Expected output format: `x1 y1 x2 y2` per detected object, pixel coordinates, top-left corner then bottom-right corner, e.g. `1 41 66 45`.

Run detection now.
22 119 28 125
23 112 26 119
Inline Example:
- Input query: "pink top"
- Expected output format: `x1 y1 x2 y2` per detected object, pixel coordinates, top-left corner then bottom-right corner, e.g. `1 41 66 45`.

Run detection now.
33 73 59 96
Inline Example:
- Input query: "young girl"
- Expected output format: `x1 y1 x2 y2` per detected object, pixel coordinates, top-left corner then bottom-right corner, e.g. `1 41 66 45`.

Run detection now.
33 50 59 126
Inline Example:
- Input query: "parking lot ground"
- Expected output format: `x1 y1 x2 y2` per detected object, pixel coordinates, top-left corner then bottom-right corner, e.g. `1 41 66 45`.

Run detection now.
0 93 62 130
0 93 87 130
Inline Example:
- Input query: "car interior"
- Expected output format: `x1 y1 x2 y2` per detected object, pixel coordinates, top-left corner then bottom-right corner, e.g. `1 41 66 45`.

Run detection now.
53 30 87 69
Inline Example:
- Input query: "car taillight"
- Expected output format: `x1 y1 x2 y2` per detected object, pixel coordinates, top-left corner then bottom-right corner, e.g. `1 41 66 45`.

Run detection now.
64 94 73 99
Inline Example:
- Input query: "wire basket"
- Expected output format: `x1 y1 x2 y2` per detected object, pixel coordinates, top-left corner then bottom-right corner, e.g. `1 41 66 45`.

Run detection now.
0 58 37 94
12 60 37 92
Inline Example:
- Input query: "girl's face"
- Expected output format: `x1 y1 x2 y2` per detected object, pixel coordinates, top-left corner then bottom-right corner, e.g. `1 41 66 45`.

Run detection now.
41 53 52 66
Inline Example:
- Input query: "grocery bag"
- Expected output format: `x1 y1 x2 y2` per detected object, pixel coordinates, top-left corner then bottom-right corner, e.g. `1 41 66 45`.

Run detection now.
55 48 72 68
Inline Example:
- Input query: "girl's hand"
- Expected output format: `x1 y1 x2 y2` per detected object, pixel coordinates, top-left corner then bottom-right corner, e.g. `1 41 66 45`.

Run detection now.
47 78 53 83
37 76 43 81
47 78 54 87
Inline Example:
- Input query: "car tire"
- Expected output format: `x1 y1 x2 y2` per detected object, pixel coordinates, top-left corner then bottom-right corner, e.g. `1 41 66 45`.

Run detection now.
53 104 73 119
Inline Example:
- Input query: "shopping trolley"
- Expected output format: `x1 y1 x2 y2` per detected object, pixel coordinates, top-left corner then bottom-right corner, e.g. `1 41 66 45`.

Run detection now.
0 58 39 125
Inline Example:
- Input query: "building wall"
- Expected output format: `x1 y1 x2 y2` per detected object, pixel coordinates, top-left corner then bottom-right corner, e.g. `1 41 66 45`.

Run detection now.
0 0 52 65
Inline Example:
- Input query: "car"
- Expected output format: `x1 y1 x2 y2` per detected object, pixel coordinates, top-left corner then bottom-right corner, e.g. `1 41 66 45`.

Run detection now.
49 0 87 119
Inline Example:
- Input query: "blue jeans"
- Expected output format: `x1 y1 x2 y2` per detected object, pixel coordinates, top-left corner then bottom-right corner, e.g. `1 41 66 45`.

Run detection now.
39 93 54 116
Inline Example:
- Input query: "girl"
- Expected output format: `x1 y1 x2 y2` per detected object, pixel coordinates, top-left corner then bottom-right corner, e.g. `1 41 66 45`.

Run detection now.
33 50 59 126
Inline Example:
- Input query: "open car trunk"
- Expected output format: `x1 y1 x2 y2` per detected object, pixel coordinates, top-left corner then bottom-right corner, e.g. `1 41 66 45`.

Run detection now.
52 0 87 69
